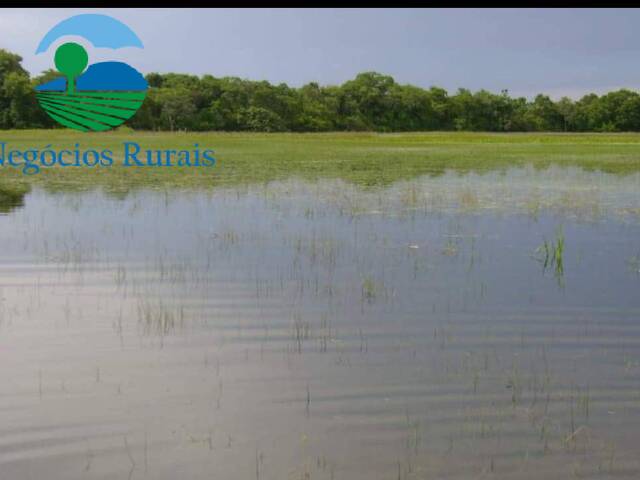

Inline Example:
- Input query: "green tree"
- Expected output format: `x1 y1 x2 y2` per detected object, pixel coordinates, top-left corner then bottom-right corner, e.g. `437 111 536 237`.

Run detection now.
155 87 197 131
2 72 38 128
4 47 640 133
616 94 640 131
0 49 29 129
238 106 285 132
525 95 563 131
339 72 396 130
556 97 576 132
54 43 88 95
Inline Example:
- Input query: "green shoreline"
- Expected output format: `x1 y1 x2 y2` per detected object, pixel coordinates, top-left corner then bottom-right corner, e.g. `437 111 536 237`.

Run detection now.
1 131 640 197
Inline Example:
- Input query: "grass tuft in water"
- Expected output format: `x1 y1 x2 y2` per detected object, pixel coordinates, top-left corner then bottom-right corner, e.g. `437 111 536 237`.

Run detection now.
534 226 565 285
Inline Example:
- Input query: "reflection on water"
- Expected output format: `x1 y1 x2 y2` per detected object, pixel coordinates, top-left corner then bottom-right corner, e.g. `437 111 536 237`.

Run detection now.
1 166 640 479
0 183 29 215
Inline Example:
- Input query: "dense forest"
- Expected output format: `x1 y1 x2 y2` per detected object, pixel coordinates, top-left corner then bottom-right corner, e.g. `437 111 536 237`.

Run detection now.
3 48 640 132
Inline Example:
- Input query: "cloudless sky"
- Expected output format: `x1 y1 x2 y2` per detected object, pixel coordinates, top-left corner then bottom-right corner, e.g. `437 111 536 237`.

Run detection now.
2 8 640 99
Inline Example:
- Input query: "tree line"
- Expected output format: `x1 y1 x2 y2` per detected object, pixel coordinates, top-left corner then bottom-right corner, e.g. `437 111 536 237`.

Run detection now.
2 48 640 132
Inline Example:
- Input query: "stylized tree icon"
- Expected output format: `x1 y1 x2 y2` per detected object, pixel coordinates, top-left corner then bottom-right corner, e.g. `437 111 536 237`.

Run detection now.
54 43 88 95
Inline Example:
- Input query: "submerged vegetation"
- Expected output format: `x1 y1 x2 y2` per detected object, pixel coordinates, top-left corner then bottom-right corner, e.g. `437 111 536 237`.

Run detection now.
2 155 640 479
0 180 30 213
534 226 566 285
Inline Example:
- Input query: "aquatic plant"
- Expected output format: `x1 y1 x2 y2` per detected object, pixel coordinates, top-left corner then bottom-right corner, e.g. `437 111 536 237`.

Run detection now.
361 276 377 302
534 226 565 284
0 181 29 214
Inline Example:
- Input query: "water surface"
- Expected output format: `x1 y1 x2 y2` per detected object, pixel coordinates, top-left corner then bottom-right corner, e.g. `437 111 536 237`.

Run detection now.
1 166 640 479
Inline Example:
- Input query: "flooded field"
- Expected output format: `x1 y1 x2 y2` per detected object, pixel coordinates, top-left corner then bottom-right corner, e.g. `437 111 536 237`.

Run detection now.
1 165 640 479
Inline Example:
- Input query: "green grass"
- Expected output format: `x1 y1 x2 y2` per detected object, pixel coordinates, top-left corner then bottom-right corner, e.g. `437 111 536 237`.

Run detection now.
2 130 640 196
534 226 566 287
0 181 30 213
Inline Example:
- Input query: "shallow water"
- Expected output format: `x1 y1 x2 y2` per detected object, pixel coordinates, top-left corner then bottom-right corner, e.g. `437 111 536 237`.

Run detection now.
1 166 640 479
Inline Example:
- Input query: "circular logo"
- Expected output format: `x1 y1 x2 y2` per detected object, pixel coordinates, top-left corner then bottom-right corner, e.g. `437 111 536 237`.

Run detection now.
34 14 148 132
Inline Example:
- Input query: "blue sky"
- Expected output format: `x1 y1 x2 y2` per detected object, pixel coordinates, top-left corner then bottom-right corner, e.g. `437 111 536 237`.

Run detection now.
2 8 640 99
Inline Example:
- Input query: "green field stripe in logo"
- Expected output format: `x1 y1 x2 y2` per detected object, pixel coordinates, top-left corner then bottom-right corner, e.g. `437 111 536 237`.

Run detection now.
45 111 90 132
39 103 113 132
39 100 126 127
38 97 138 120
42 91 147 101
36 93 143 110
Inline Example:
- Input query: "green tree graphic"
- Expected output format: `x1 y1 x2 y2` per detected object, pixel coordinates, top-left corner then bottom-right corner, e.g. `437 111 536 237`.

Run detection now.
54 43 88 95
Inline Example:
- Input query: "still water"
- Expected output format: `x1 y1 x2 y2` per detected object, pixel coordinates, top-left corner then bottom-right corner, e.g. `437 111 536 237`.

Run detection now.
1 166 640 479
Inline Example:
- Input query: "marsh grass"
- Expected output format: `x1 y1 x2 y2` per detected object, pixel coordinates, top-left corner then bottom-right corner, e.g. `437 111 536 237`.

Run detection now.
0 181 29 213
5 141 640 479
534 227 565 285
3 131 640 195
442 239 459 256
458 188 480 210
136 298 185 337
361 276 377 302
291 312 310 354
626 250 640 274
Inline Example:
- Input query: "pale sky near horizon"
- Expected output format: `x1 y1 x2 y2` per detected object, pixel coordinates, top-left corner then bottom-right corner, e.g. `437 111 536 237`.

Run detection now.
2 8 640 99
